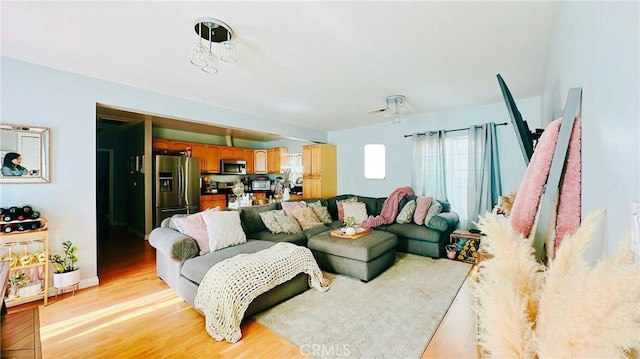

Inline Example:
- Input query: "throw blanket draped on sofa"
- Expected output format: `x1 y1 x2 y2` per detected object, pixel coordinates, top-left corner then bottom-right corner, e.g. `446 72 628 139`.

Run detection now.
362 186 414 229
194 242 330 343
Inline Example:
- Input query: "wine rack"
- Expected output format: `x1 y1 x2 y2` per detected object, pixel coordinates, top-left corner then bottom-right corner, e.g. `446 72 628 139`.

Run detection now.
0 217 49 307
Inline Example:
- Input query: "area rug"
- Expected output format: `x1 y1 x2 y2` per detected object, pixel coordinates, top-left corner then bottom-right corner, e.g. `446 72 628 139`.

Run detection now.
253 253 472 359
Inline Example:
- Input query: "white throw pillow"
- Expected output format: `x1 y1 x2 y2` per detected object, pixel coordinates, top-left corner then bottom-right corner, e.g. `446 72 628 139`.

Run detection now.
203 210 247 251
342 201 368 225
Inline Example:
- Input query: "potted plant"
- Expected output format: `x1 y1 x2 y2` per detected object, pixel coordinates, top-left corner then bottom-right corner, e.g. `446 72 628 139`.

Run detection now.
7 271 30 299
49 240 80 288
343 216 357 235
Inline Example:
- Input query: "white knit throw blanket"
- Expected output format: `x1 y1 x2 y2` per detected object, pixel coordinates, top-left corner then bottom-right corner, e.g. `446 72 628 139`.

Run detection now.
194 242 330 343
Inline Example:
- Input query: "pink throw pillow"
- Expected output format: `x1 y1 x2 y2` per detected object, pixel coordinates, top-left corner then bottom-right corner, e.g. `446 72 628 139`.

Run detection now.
337 202 345 222
281 201 307 216
413 196 432 225
180 207 220 255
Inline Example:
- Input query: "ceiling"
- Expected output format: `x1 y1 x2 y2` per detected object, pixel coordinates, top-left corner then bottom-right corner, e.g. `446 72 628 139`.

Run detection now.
2 1 558 138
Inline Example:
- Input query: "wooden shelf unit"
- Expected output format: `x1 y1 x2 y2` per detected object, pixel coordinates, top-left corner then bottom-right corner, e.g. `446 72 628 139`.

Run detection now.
0 222 49 307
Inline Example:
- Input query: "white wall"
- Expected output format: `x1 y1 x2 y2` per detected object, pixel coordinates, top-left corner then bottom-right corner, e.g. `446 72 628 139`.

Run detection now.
541 1 639 257
0 58 327 288
329 97 541 198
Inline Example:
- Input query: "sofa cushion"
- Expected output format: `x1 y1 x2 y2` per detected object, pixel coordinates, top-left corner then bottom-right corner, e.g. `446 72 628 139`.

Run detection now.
336 196 360 221
436 199 451 213
281 200 307 216
424 200 443 225
181 239 275 284
181 208 221 255
427 212 460 232
273 210 303 234
342 201 368 224
291 207 324 231
326 194 357 221
413 196 432 225
248 230 308 246
307 230 397 262
239 203 277 235
396 199 416 224
204 210 247 251
385 223 442 243
259 210 283 234
310 206 333 224
171 237 199 263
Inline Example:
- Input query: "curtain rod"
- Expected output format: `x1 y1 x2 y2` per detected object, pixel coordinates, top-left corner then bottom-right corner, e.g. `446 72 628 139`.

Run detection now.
403 122 508 138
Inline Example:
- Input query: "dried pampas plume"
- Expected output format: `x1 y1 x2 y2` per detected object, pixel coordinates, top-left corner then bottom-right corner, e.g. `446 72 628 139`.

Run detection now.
475 210 640 358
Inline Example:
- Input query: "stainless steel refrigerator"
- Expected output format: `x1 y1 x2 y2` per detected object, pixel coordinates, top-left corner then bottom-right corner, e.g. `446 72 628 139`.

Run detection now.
154 155 200 227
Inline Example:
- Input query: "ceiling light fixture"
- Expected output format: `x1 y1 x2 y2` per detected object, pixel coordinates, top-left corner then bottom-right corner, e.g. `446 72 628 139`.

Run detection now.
385 95 406 124
190 18 236 74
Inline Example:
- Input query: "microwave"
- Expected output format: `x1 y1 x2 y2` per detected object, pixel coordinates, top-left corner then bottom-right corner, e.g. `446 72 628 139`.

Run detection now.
251 180 271 191
220 160 247 175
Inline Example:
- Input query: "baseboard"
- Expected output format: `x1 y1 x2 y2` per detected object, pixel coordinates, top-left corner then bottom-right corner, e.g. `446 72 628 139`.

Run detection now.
46 276 99 297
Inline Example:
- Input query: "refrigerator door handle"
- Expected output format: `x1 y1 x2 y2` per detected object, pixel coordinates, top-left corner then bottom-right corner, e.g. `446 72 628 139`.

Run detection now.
178 164 184 206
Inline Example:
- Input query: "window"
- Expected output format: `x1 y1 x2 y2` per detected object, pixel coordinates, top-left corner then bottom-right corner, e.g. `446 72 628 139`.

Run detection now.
283 153 303 183
364 144 385 179
444 133 469 227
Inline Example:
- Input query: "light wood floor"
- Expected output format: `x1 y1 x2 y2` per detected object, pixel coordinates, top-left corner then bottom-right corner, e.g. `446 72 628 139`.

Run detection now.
7 226 480 358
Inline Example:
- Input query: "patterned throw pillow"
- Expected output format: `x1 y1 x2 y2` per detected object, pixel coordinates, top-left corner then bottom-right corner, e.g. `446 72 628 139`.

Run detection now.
203 210 247 251
259 210 283 234
337 196 359 222
424 200 443 226
281 201 307 216
396 199 416 224
307 200 322 208
273 210 303 234
291 207 324 231
413 196 432 225
342 201 368 224
311 206 333 224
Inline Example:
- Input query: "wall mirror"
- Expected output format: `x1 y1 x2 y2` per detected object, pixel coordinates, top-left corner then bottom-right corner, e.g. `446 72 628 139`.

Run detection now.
0 123 50 184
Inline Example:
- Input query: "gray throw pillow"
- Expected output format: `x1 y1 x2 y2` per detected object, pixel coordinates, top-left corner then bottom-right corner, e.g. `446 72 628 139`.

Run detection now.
424 201 443 226
259 210 283 234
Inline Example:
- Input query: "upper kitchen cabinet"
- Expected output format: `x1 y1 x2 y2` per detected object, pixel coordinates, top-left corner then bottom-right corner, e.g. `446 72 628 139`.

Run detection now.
206 145 221 173
190 143 207 171
170 141 191 153
302 144 336 198
220 147 245 160
267 147 289 174
244 149 255 174
254 149 267 174
152 138 171 151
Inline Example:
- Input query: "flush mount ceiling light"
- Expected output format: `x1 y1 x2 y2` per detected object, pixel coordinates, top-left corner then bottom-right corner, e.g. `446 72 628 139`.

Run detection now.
190 17 236 74
385 95 406 124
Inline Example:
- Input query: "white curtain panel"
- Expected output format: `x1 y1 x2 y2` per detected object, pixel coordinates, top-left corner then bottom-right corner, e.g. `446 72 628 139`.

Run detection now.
411 131 447 201
467 123 502 229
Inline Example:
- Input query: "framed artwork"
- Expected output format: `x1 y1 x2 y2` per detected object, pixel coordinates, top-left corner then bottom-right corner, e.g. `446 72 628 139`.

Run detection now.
0 123 51 184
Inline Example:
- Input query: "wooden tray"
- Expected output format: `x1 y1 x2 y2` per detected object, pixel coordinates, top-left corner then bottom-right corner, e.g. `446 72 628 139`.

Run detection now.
330 227 371 239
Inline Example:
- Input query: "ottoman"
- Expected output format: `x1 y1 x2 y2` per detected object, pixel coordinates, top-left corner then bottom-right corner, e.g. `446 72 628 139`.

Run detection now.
307 230 398 282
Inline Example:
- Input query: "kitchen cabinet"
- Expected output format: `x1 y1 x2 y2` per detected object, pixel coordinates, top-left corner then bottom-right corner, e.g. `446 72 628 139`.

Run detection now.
170 141 191 153
200 194 227 211
1 222 49 307
206 145 221 173
254 150 268 174
152 138 171 151
220 146 245 160
233 148 245 161
302 144 336 198
267 147 289 174
190 143 207 172
244 149 255 174
220 147 234 160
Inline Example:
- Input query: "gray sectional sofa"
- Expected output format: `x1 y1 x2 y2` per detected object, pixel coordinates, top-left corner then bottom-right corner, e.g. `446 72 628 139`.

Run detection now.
148 193 459 316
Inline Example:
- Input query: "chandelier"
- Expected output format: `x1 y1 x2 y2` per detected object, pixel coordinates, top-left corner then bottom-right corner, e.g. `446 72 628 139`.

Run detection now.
190 18 237 74
385 95 406 124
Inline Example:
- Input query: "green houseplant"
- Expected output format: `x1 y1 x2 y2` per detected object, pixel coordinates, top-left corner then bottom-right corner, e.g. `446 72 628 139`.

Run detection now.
49 240 80 288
